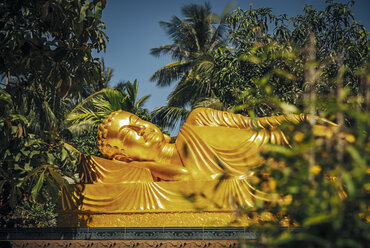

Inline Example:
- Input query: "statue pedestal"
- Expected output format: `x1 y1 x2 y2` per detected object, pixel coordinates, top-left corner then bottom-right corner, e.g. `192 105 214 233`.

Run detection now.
57 211 264 228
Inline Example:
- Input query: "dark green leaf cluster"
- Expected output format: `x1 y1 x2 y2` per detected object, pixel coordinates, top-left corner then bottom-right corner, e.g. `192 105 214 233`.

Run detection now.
0 89 79 227
245 96 369 247
0 0 108 134
151 1 368 127
0 0 108 227
2 197 56 228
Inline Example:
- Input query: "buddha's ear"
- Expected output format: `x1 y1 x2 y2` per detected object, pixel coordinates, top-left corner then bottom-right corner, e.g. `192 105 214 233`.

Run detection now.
163 134 172 143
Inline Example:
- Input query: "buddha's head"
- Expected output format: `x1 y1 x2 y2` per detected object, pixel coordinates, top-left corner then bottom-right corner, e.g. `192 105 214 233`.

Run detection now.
97 110 171 161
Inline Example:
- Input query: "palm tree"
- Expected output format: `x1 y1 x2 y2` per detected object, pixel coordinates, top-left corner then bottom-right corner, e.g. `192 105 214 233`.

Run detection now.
150 3 231 129
67 80 151 134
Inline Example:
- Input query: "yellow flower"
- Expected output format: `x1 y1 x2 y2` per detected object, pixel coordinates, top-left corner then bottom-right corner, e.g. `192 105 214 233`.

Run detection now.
269 179 277 191
293 131 305 143
311 165 322 175
283 194 293 205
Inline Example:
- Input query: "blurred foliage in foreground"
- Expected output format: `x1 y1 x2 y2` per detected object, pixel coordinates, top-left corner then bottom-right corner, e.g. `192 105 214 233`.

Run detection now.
150 3 369 244
234 37 369 248
244 102 369 247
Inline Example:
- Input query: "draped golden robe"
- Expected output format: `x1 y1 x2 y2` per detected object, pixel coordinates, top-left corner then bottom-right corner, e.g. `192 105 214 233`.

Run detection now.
58 108 337 227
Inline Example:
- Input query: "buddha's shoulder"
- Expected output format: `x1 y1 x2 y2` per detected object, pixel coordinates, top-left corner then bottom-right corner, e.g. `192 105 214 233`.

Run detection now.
189 107 209 116
186 108 209 123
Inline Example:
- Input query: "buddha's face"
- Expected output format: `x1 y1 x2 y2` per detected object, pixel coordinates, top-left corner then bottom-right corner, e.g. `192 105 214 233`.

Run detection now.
98 111 171 161
118 114 170 161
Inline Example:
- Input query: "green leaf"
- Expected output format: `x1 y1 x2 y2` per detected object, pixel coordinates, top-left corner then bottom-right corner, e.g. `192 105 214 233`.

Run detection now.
61 147 68 162
94 1 103 21
0 89 12 105
46 176 59 199
20 165 48 186
347 145 366 169
48 167 66 186
9 114 28 124
24 161 32 172
31 172 45 200
47 153 56 164
0 180 6 194
303 213 333 226
79 0 89 22
14 152 21 162
29 150 40 158
342 170 355 196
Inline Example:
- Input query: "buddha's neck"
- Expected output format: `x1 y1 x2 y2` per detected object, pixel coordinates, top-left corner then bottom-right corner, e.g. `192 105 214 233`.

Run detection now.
158 143 181 165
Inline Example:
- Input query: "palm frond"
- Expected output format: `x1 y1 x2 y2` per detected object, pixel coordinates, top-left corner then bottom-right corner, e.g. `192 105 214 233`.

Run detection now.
67 88 123 127
159 17 191 43
167 76 196 107
67 105 104 125
151 106 190 130
194 51 215 75
125 80 138 108
149 3 228 120
150 44 189 59
150 60 191 86
102 88 127 111
209 2 233 47
180 21 201 51
69 89 107 114
135 94 151 109
91 95 115 116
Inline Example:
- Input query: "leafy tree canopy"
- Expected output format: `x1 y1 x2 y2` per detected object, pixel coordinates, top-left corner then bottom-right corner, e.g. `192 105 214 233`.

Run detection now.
0 0 108 227
0 0 108 133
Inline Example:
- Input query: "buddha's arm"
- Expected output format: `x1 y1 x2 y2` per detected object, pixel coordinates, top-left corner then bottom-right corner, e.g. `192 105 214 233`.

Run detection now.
112 158 189 181
186 108 337 129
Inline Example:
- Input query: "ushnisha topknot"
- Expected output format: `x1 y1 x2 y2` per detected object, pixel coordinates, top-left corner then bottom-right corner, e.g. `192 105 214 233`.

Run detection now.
97 110 134 161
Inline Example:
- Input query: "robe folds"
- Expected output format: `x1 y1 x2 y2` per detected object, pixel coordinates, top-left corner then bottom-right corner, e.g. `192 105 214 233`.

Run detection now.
175 107 297 180
65 109 309 212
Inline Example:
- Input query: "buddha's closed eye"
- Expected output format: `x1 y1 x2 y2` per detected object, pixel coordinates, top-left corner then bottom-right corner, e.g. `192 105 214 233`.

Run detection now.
124 125 144 134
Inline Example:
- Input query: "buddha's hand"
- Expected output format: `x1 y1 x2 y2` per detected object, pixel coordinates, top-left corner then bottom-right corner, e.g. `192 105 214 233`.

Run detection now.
111 158 190 181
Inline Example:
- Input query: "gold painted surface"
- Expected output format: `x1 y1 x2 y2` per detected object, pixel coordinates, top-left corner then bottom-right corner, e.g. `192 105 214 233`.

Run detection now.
57 211 275 227
63 178 277 213
59 107 340 227
96 108 338 181
79 154 153 183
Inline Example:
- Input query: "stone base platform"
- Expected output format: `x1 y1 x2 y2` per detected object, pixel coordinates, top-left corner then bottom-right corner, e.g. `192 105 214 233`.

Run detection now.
1 227 257 248
9 240 242 247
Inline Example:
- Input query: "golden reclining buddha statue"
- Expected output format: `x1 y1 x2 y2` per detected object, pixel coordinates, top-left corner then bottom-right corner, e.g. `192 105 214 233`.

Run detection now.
59 107 339 227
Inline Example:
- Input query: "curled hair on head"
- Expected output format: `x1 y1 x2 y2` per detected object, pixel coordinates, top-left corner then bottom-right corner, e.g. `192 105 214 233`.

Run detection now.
97 110 133 160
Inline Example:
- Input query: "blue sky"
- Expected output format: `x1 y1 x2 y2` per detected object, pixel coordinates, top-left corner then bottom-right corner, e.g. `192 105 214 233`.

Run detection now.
98 0 369 133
